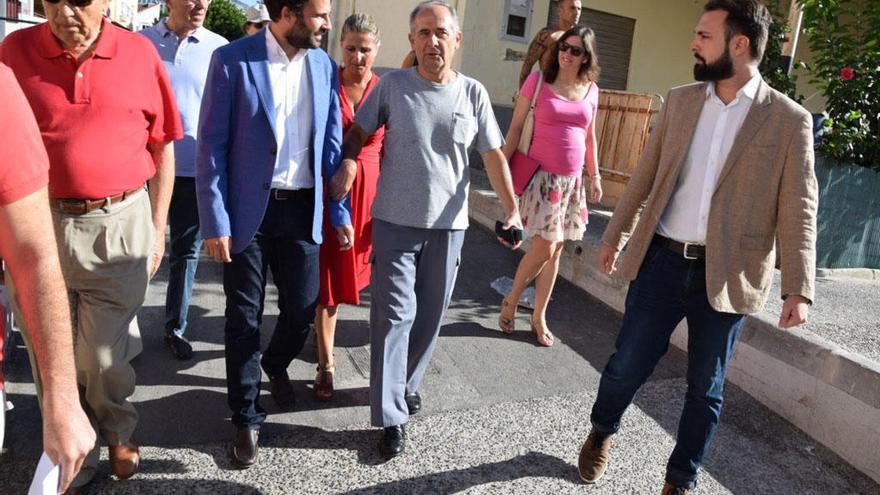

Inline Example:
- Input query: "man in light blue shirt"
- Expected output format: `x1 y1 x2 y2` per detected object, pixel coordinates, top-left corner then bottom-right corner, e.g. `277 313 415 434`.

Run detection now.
141 0 227 360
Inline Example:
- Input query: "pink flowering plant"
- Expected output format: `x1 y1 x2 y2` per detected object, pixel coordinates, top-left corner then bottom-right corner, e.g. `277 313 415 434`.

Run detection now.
798 0 880 171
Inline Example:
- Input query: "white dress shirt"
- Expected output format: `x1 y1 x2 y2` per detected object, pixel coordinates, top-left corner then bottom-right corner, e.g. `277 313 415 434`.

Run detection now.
657 73 761 244
265 28 313 189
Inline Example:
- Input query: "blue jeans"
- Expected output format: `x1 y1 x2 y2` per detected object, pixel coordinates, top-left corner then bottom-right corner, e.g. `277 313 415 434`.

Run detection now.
222 190 320 428
165 177 202 338
590 240 746 489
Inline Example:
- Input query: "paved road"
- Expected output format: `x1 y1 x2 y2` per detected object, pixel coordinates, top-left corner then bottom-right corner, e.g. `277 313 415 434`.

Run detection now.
1 225 877 494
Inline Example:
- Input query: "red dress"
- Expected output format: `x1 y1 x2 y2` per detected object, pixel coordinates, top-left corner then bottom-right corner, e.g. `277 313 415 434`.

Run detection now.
318 71 384 306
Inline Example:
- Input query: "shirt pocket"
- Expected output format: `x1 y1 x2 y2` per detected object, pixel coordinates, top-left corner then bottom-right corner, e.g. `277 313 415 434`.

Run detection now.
452 112 476 144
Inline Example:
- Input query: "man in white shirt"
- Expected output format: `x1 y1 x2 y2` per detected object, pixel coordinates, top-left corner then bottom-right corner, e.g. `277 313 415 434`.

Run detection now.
196 0 351 469
577 1 818 493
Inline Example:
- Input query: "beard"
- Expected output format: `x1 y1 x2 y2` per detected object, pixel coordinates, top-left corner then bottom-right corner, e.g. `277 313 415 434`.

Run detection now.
693 47 734 81
285 24 325 49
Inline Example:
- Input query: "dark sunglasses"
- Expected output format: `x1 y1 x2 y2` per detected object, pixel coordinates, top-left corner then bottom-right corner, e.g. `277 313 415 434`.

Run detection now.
558 41 585 57
44 0 94 7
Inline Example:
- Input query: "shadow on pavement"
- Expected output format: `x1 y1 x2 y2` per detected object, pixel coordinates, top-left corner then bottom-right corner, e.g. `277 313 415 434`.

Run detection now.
337 451 575 494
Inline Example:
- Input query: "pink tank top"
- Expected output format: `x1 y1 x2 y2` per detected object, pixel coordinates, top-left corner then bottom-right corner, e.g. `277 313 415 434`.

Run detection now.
520 71 599 177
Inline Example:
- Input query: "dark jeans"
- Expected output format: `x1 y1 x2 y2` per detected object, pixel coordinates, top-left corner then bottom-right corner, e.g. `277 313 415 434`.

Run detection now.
223 190 319 428
165 177 202 338
590 240 746 490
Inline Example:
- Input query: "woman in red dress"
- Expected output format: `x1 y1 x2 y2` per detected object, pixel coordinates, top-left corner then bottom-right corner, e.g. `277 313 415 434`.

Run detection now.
314 13 384 400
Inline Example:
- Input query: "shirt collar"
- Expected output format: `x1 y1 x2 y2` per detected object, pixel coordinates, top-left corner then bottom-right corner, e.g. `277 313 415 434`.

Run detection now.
705 72 762 103
159 18 205 42
265 27 307 65
38 18 117 59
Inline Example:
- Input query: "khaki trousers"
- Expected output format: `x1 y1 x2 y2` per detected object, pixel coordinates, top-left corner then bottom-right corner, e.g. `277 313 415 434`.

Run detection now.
9 188 152 487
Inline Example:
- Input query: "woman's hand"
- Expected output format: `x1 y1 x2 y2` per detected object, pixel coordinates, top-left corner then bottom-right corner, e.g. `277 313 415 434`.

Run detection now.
589 176 603 204
330 159 357 201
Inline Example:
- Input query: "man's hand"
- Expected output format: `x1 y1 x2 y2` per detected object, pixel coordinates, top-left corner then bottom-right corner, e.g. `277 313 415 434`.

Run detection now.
205 236 232 262
498 211 524 250
597 243 619 275
42 397 95 493
149 229 165 278
779 294 810 328
335 225 354 251
329 159 357 201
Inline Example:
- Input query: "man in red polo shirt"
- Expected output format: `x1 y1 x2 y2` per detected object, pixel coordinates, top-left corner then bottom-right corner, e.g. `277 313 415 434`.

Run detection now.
0 62 95 494
0 0 182 490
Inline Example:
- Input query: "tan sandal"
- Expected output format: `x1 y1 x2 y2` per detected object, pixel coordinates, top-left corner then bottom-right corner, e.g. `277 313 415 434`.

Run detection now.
531 322 555 347
314 363 335 401
498 298 516 334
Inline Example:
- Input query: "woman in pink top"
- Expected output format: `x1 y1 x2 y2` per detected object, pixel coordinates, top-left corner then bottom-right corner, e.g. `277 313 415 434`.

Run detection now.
499 26 603 346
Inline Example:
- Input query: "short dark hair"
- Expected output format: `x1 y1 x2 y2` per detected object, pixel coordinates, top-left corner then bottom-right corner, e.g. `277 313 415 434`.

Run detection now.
544 26 600 85
265 0 307 22
703 0 771 62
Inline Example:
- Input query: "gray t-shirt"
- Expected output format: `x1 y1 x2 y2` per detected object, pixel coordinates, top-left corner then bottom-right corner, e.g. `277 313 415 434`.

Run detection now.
355 68 503 230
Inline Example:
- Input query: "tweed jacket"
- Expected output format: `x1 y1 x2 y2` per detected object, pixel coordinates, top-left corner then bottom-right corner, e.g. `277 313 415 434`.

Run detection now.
602 79 818 314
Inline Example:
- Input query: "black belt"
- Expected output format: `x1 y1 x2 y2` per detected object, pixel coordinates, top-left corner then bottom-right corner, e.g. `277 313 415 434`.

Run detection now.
270 188 313 200
654 235 705 260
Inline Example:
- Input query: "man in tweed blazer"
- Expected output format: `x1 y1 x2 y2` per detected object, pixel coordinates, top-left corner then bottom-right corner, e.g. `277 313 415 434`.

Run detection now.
577 1 818 493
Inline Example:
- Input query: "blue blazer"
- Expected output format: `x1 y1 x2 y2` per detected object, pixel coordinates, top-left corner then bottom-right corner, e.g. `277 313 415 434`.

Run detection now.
196 31 349 254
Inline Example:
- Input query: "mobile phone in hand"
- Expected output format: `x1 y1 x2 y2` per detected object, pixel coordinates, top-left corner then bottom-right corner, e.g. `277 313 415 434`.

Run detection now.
495 220 523 245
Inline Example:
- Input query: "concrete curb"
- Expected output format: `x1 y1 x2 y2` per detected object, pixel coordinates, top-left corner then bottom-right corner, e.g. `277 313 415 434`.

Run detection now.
469 181 880 484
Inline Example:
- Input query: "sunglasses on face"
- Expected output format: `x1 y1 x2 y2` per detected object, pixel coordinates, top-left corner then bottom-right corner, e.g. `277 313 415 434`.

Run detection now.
44 0 94 7
558 41 585 57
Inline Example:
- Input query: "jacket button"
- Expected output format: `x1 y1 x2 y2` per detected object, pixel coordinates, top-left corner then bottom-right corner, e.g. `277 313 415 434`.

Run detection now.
270 147 277 155
263 183 270 190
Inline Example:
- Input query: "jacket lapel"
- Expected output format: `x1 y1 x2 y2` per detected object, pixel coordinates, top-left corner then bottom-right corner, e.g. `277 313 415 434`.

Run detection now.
305 51 320 169
245 34 277 137
666 84 708 181
713 79 772 192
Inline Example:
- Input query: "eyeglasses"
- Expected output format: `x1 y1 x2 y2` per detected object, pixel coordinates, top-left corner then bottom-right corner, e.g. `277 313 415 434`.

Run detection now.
43 0 94 6
558 41 585 57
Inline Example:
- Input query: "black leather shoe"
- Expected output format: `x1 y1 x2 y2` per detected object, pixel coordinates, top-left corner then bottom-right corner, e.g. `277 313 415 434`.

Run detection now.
405 392 421 415
230 427 258 468
165 334 194 360
267 372 296 412
379 425 406 459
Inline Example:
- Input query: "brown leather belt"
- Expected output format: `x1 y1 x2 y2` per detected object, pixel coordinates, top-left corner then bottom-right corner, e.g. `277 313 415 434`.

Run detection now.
271 188 314 200
57 186 144 215
654 235 706 260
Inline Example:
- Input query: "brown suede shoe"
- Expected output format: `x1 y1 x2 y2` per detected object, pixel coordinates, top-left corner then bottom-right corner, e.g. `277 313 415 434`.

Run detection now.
109 439 140 480
661 482 692 494
578 428 613 483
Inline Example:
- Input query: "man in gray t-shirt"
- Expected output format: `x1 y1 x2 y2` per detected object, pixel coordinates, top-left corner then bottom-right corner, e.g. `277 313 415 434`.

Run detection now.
331 0 522 460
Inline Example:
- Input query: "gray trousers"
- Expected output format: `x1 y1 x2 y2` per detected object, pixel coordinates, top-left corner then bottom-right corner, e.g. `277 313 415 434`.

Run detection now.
369 219 465 427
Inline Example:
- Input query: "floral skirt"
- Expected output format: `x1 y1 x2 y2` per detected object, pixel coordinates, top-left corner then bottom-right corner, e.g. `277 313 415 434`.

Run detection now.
521 169 588 242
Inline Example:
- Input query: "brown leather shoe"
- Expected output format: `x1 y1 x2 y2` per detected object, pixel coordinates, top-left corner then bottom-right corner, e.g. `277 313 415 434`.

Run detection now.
230 427 259 468
109 439 140 480
578 428 613 483
661 482 692 494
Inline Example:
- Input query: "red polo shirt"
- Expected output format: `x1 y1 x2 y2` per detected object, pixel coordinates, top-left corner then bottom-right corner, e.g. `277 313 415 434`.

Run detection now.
0 20 183 199
0 63 49 205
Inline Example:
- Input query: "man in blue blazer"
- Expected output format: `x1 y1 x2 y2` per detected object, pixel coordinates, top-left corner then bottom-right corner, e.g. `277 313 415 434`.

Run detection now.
196 0 350 469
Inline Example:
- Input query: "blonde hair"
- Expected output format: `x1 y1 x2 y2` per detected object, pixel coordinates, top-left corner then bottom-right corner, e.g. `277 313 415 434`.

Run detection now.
341 12 380 42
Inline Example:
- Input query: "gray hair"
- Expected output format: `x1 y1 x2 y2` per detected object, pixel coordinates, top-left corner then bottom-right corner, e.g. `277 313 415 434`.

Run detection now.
409 0 460 34
341 12 380 42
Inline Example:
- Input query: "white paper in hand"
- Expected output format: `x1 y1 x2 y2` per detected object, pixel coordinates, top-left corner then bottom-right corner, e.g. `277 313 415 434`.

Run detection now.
28 452 60 495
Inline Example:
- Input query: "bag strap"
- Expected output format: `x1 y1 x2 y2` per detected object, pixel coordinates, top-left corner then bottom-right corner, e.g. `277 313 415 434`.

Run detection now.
529 72 543 111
